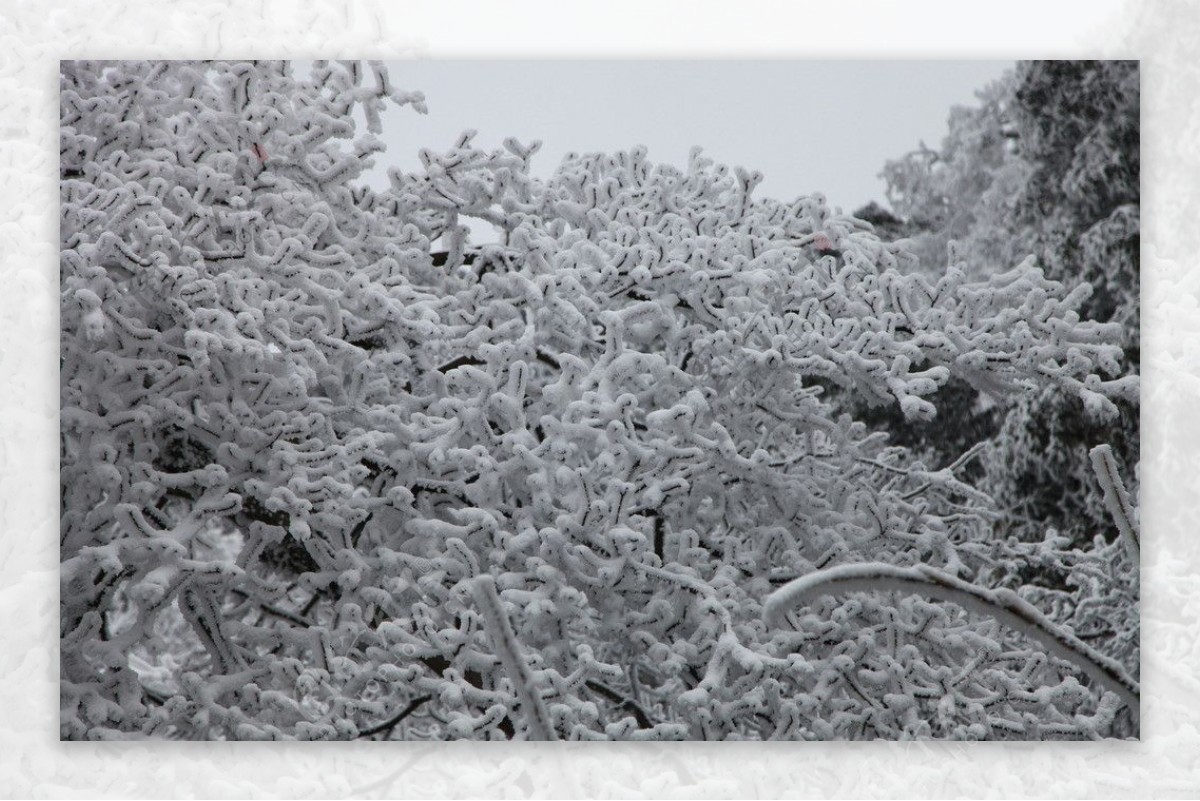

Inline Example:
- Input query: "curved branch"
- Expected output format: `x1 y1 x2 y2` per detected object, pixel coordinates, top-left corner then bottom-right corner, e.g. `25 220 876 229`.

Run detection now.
763 562 1139 715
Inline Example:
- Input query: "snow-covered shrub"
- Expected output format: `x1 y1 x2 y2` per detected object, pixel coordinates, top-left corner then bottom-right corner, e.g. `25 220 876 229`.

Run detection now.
60 60 1138 741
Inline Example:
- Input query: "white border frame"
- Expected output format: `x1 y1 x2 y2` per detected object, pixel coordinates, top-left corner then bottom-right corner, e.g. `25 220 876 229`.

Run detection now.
10 1 1199 796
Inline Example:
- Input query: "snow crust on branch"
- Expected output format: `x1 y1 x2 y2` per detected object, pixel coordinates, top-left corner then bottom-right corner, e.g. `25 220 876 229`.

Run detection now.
470 574 557 740
1089 444 1140 563
763 561 1139 714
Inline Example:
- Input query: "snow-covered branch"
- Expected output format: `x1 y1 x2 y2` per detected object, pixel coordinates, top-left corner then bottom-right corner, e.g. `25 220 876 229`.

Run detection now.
1089 444 1140 563
763 562 1139 715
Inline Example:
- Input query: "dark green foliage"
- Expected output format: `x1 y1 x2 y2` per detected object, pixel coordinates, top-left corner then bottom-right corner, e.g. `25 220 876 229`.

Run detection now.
844 376 1001 478
1013 61 1140 223
258 535 321 577
984 61 1140 548
1011 60 1140 336
985 387 1139 547
850 201 921 242
155 429 213 474
868 59 1140 554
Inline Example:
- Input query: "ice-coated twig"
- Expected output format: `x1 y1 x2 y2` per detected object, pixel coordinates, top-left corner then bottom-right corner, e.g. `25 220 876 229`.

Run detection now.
356 694 432 740
763 562 1139 715
470 574 557 741
1089 444 1140 564
631 560 732 632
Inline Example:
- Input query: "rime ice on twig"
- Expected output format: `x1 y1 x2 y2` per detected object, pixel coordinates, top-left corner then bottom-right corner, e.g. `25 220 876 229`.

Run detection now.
1089 444 1140 564
470 575 557 741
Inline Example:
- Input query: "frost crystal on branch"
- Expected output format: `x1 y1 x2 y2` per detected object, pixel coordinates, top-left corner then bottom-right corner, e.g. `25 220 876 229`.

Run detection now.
60 60 1139 741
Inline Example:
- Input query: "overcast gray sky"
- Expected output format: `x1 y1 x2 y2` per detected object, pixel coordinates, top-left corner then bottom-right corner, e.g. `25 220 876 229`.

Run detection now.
364 60 1013 217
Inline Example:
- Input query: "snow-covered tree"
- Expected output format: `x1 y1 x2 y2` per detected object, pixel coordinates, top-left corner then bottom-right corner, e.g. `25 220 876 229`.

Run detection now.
880 61 1138 335
1011 60 1140 334
872 61 1140 560
879 71 1035 284
60 60 1138 741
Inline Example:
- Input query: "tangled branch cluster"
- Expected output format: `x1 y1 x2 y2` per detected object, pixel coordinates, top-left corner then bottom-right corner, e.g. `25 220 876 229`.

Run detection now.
60 60 1138 740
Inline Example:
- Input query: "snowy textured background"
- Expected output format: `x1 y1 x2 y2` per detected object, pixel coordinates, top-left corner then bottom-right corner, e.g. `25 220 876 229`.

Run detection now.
8 0 1200 796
